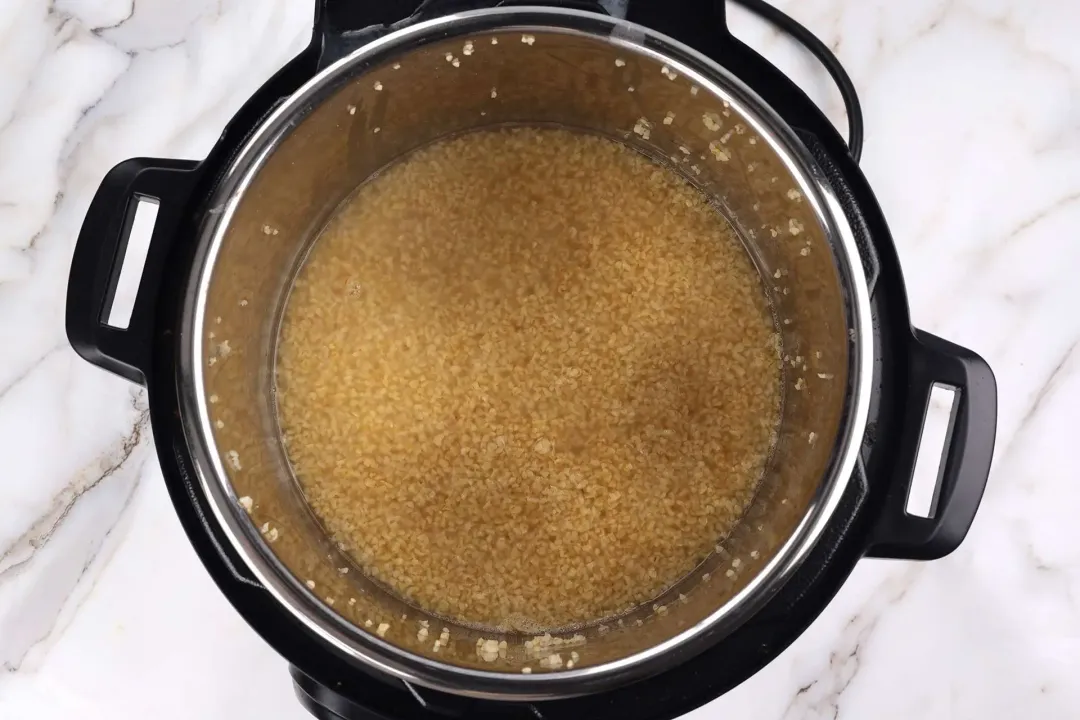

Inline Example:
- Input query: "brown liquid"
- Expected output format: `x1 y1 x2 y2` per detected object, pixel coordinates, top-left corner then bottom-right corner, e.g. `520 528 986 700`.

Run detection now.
277 127 781 630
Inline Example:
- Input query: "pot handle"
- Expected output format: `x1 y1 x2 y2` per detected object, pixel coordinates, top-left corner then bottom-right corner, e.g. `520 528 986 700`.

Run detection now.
66 158 202 386
865 330 997 560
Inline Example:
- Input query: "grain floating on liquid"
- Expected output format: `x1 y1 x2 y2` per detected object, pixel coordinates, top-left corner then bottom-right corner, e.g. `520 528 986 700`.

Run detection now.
276 126 781 631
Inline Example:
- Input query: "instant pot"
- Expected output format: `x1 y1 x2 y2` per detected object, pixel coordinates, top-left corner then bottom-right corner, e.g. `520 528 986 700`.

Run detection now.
66 1 998 718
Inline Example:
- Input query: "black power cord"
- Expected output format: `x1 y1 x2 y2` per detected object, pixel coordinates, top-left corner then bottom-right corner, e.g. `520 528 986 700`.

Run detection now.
728 0 864 161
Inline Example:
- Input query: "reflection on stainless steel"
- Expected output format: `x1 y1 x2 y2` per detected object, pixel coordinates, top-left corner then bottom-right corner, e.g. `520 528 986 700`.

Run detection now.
599 0 629 18
177 6 873 701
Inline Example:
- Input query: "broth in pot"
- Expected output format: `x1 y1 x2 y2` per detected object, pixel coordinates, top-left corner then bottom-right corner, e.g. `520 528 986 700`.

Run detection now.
277 126 782 632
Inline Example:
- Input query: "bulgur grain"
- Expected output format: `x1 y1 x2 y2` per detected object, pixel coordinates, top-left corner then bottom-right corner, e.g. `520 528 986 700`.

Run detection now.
277 127 781 630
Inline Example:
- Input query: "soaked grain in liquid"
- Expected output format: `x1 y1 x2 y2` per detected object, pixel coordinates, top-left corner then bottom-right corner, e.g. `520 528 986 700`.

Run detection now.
277 127 781 630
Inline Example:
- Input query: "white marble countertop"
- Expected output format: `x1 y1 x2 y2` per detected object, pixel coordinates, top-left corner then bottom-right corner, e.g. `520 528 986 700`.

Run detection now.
1 0 1077 718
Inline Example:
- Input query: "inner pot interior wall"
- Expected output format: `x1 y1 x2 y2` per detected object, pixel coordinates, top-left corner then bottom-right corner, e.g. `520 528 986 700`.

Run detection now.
196 26 851 674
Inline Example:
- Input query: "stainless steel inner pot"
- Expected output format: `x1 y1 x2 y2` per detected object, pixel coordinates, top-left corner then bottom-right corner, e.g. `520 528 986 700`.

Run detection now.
179 6 872 700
